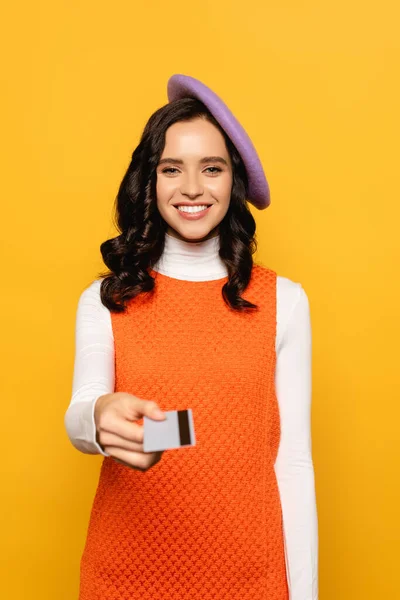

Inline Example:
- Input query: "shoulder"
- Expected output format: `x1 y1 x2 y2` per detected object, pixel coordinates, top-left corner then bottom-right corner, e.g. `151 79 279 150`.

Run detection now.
76 278 110 319
77 277 103 304
252 265 310 348
252 264 307 312
74 278 113 341
277 275 305 317
276 275 311 351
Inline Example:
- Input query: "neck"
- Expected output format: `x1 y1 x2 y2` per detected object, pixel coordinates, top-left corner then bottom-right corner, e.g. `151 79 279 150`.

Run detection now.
152 232 228 281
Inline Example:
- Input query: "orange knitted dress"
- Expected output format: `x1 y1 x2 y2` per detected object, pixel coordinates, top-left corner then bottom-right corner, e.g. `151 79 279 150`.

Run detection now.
79 264 289 600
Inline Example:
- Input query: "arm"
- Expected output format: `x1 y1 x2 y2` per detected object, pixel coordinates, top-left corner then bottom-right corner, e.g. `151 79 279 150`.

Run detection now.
274 282 319 600
64 280 114 456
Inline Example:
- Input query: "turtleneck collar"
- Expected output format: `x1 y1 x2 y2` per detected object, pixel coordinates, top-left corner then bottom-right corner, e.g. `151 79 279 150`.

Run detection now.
152 232 229 281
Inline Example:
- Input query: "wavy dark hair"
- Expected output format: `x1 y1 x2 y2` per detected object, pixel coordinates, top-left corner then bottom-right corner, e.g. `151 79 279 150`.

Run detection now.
97 97 260 313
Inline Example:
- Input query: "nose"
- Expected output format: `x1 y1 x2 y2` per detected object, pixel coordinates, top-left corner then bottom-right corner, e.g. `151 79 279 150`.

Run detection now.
180 171 204 199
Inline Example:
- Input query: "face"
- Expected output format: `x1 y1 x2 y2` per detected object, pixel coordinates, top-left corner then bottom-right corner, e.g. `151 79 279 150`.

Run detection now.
156 117 233 242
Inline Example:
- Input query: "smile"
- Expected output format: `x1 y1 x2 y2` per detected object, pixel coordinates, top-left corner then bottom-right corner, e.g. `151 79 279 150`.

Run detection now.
174 205 212 220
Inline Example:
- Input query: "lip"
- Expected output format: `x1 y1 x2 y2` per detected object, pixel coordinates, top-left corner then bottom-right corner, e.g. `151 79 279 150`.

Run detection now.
172 202 213 207
174 205 212 220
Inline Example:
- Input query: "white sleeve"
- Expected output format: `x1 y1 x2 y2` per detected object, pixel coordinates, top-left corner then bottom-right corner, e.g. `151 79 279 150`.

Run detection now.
64 280 114 457
274 282 319 600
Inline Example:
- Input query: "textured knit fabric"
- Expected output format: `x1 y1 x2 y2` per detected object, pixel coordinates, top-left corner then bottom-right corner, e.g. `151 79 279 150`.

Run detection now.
79 264 289 600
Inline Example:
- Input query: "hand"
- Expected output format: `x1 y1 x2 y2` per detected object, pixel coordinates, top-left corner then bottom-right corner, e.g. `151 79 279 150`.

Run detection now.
94 392 166 471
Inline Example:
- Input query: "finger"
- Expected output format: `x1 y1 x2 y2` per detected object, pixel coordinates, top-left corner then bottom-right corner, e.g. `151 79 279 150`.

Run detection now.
106 447 151 471
111 454 163 471
121 398 166 422
99 418 144 444
100 431 144 453
112 457 143 470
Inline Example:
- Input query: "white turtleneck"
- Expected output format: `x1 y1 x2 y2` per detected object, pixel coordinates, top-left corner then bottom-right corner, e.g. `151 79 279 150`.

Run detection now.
65 232 318 600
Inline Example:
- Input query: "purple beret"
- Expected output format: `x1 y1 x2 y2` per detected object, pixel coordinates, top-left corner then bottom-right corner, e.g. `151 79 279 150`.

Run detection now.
167 74 270 210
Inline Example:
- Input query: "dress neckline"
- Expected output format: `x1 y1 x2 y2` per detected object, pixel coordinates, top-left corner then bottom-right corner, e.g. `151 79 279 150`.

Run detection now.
151 232 229 282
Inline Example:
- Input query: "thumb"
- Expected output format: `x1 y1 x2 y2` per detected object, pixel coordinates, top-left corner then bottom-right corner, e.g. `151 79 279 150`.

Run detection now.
145 401 166 420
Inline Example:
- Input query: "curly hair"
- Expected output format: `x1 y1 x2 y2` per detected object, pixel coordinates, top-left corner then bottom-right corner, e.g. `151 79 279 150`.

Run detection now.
97 97 260 313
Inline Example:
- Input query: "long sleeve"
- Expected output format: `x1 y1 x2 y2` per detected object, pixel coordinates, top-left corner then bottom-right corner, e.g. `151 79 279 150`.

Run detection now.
64 279 113 456
274 282 319 600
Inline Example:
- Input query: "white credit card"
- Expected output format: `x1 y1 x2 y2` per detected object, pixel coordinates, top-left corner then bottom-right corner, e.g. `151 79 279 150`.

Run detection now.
143 409 196 452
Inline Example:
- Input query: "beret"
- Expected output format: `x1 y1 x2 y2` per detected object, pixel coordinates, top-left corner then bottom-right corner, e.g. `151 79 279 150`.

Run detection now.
167 74 270 210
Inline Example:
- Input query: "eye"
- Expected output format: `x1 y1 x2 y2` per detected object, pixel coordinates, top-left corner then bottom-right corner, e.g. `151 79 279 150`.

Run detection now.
160 166 222 175
204 167 222 174
161 167 179 174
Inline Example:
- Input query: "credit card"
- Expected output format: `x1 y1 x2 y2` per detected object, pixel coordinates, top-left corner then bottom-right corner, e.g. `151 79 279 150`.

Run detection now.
143 409 196 452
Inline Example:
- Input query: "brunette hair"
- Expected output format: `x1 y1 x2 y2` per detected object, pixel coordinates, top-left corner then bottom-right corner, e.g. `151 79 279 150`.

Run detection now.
97 97 259 312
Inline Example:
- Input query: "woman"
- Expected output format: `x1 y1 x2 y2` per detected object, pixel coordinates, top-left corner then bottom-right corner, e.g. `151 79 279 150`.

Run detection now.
65 74 318 600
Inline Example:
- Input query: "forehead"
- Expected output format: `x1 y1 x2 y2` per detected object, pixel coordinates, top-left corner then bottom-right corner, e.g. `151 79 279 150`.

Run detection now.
161 118 229 157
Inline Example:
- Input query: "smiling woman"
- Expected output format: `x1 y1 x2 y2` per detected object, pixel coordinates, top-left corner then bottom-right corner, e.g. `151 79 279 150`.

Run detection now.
66 74 318 600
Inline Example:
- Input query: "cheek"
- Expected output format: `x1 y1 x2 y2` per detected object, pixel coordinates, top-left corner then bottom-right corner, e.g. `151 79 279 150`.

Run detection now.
207 177 232 201
156 178 176 202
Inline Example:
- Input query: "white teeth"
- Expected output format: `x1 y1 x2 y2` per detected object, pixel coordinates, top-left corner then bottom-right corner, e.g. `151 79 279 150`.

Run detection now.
176 205 209 213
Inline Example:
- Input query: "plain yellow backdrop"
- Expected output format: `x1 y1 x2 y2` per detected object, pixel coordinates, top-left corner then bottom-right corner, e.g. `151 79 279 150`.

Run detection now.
1 1 399 598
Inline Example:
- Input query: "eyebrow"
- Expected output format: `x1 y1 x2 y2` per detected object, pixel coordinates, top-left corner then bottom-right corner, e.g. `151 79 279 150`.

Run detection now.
157 156 229 167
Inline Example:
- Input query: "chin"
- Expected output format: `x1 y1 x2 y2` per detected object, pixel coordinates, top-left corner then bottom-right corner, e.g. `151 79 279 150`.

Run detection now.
168 224 219 243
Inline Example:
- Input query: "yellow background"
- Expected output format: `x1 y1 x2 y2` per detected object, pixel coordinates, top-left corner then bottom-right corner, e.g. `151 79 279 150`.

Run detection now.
1 1 399 598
